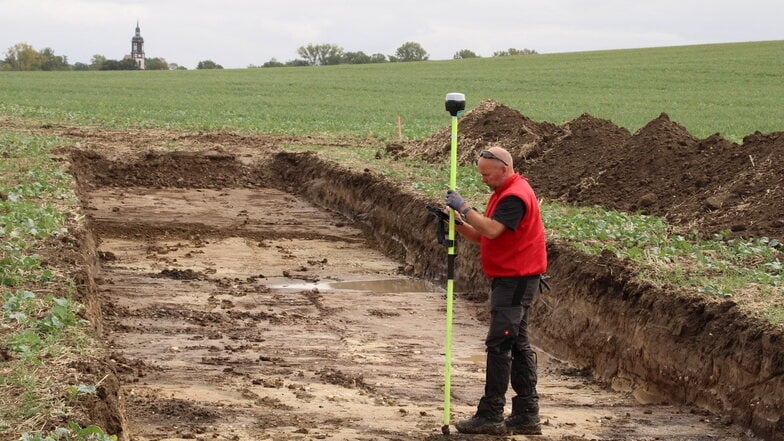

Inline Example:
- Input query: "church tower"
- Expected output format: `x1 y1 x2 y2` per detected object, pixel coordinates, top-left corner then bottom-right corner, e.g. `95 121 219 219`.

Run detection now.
131 21 145 69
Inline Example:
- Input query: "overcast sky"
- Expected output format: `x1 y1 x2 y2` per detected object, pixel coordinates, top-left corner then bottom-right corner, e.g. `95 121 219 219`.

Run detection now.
1 0 781 69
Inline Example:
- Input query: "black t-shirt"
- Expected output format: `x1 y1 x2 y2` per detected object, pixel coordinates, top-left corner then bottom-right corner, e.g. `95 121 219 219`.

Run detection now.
491 196 526 231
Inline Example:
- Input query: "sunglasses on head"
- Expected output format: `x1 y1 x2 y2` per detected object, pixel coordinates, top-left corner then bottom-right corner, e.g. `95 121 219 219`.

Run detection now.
478 150 508 166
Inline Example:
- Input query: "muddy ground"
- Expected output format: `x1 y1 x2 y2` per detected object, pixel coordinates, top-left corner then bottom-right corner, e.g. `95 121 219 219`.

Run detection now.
29 107 782 441
83 184 746 440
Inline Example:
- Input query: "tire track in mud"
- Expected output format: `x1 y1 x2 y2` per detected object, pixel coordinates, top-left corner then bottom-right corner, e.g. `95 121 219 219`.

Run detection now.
83 183 750 440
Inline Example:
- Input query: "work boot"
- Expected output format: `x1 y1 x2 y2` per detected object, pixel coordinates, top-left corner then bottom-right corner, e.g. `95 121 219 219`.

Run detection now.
504 412 541 435
454 414 507 435
505 396 541 435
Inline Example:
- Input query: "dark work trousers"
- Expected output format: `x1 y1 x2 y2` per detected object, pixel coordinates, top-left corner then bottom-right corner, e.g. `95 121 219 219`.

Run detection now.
476 275 540 418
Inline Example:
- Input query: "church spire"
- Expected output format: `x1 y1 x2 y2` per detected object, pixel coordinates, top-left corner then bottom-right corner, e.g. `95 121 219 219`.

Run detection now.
131 21 145 69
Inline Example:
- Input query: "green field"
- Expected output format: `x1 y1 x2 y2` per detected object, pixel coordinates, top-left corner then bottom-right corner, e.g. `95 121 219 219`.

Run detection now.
1 41 783 142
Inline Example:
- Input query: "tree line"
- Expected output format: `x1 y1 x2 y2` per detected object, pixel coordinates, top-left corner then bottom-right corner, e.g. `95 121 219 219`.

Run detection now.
257 41 430 67
1 41 537 71
254 42 537 68
0 43 177 71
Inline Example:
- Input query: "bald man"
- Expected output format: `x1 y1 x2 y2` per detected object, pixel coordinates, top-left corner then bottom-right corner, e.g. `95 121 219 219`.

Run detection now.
445 146 547 435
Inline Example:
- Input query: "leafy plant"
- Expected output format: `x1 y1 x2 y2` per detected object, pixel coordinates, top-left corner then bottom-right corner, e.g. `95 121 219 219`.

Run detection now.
701 284 733 298
2 290 37 321
0 200 67 240
7 328 45 357
21 422 117 441
2 295 85 359
66 384 97 401
40 297 80 332
540 202 783 317
0 251 53 287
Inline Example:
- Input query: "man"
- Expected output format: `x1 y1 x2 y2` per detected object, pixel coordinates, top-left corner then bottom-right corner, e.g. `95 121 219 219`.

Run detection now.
445 146 547 435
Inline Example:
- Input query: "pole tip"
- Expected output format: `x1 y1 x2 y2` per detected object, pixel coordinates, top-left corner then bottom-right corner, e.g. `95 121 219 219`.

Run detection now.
445 92 466 116
441 424 451 436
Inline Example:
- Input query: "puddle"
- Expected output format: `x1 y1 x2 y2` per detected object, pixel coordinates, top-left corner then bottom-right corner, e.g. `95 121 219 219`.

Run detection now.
268 277 442 293
329 278 442 293
459 354 486 367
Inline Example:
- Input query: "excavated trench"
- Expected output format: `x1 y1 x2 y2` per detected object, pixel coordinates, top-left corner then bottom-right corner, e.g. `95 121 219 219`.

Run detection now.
66 143 782 441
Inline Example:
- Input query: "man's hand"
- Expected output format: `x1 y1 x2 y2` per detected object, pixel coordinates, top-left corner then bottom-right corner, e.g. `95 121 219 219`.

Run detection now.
445 190 465 211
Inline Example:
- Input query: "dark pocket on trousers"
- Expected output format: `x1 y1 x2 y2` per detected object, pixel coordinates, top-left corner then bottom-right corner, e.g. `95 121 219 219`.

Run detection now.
486 305 524 348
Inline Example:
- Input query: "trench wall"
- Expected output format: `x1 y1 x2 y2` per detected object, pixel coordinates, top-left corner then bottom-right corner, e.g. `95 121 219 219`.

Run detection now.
67 224 129 440
271 151 784 441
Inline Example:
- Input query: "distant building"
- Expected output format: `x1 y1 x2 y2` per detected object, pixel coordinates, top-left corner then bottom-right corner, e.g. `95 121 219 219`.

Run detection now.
126 21 145 69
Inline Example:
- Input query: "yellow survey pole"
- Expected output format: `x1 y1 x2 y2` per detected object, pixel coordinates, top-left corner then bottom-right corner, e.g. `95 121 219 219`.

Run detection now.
442 92 465 435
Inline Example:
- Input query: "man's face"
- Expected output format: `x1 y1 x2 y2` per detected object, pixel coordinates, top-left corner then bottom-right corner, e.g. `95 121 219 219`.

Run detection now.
478 158 507 191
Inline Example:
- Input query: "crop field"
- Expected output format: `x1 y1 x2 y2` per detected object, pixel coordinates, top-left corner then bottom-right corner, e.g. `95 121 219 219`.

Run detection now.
1 40 783 141
1 40 784 441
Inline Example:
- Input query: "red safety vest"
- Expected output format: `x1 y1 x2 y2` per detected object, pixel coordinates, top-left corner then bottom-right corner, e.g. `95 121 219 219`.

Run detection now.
480 173 547 277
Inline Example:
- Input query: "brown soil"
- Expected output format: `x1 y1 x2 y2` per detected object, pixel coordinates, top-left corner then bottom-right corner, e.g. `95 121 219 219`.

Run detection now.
403 99 563 167
405 100 784 241
14 114 782 440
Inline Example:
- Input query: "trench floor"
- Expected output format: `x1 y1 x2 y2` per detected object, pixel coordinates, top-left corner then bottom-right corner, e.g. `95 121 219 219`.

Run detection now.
87 186 747 440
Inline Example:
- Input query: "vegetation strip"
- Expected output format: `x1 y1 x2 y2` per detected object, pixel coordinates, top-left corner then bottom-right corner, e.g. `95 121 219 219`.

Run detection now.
0 130 114 439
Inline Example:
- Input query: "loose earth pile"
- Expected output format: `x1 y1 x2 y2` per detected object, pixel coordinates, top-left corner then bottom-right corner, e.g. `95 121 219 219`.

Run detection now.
401 99 784 241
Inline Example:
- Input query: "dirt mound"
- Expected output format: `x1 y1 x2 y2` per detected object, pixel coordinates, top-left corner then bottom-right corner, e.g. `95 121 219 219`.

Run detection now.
403 103 784 241
153 268 204 280
401 99 562 165
694 131 784 238
572 113 701 211
526 113 631 201
565 115 784 239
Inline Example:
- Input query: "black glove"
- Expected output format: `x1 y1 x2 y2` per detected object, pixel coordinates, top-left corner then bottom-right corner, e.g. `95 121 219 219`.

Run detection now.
426 205 463 225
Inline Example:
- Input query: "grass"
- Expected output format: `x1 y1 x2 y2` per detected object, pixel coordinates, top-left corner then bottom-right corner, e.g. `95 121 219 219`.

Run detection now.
541 205 783 318
0 132 73 287
1 41 783 142
0 131 104 438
